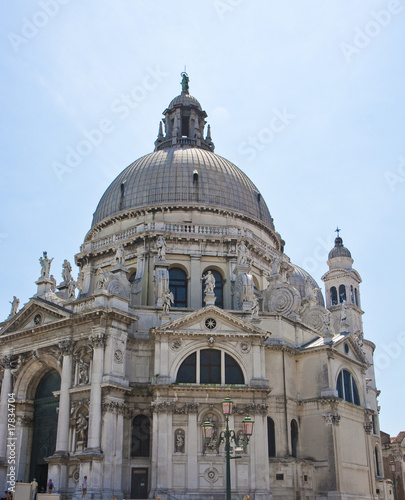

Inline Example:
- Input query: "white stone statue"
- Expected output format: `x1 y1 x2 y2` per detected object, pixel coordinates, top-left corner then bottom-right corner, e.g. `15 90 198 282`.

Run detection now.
237 240 248 264
340 301 348 322
50 275 56 292
68 280 77 298
95 267 108 289
39 251 53 279
251 296 260 318
202 270 216 294
271 256 281 275
175 429 185 453
162 290 174 313
78 359 90 385
76 412 88 442
9 296 19 316
156 235 167 260
62 259 73 282
76 271 84 292
115 244 125 266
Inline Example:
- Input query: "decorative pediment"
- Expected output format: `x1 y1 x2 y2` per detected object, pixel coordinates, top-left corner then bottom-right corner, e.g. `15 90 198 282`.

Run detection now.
153 305 270 339
334 333 369 366
0 298 72 336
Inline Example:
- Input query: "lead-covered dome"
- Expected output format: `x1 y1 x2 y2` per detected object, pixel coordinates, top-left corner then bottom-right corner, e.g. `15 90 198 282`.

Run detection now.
92 73 274 230
92 146 274 228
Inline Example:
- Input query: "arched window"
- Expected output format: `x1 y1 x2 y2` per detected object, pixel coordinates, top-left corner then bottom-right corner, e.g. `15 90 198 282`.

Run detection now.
169 267 188 307
202 269 224 308
176 349 244 385
330 286 338 306
354 288 359 306
336 369 360 405
339 284 346 303
131 415 150 457
350 285 354 303
375 444 383 477
267 417 276 457
291 419 298 458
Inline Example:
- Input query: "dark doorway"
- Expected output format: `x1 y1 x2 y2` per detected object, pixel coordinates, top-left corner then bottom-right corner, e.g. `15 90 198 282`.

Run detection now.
29 370 60 491
131 468 148 499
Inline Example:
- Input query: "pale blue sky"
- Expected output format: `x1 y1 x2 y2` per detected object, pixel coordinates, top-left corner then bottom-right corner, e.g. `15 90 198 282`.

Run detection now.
0 0 404 435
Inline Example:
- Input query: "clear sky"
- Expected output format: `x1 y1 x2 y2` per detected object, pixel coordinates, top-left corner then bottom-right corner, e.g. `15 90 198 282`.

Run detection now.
0 0 404 436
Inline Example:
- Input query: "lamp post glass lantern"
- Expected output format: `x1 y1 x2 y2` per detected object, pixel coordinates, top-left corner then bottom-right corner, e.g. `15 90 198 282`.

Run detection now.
202 399 254 500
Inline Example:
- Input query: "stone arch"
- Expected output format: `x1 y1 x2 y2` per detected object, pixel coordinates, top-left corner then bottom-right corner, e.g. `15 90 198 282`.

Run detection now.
14 353 61 400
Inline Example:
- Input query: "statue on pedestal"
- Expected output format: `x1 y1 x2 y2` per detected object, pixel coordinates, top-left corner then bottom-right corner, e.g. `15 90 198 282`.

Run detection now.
50 275 56 292
9 296 19 317
39 251 53 279
156 235 167 261
162 290 174 313
76 413 88 443
115 244 125 266
203 270 216 294
251 296 260 318
62 259 73 282
237 240 252 265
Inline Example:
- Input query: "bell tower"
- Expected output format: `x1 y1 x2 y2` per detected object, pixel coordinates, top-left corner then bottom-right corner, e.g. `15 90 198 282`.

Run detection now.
321 228 363 334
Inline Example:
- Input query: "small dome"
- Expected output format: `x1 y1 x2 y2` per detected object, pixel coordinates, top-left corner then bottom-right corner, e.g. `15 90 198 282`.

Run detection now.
328 236 352 260
167 93 202 111
289 264 325 307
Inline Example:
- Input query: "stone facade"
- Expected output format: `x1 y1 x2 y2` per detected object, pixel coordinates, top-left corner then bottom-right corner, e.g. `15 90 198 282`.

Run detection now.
0 78 391 499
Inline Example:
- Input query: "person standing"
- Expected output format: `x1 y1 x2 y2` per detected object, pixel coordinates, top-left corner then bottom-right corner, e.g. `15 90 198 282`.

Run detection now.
81 476 88 499
30 479 38 500
46 479 54 494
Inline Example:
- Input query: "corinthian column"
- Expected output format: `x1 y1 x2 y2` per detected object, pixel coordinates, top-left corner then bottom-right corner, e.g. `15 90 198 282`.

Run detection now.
55 340 74 454
0 356 13 461
0 356 13 493
87 329 105 451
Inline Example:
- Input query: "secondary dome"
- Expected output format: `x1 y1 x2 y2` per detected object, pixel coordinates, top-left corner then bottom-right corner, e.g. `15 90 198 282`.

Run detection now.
92 147 274 228
91 73 274 230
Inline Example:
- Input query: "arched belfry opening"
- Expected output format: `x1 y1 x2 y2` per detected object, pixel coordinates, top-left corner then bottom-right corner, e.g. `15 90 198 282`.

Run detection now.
29 370 61 490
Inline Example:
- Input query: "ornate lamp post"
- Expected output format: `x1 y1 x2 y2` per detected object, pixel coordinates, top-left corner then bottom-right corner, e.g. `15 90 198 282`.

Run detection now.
390 461 398 500
202 398 254 500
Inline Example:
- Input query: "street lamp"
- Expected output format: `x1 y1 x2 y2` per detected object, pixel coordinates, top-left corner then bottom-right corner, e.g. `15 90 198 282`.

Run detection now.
389 461 398 500
201 398 254 500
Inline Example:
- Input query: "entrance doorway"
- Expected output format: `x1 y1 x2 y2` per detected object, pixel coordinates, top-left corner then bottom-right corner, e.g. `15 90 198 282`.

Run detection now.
131 468 148 499
29 370 60 491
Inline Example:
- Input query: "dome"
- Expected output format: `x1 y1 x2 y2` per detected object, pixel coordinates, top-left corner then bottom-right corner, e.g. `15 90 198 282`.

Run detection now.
167 93 202 111
92 146 274 228
289 264 325 307
328 236 352 260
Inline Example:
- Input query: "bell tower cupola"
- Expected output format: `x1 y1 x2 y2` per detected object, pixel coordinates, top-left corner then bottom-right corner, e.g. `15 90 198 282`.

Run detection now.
154 72 215 152
321 228 363 334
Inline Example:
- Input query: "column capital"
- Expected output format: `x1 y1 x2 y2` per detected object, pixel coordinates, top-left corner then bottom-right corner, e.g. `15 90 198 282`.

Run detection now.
58 339 74 355
0 355 13 370
90 332 106 348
